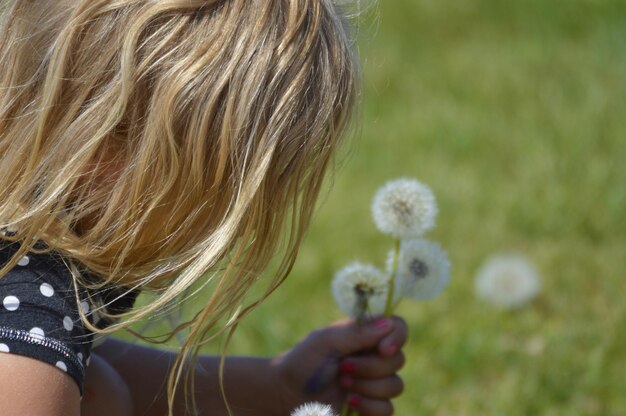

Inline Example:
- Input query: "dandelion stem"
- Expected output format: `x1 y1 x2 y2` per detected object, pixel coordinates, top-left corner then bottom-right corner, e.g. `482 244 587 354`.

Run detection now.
340 405 357 416
384 239 401 316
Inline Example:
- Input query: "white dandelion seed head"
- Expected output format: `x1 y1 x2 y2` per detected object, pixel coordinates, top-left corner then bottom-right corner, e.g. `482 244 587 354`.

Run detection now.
475 254 541 309
371 178 438 239
332 262 388 316
390 239 451 301
291 402 337 416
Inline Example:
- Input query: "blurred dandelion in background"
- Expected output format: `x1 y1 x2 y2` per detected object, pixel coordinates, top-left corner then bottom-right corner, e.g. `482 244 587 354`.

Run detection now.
371 178 438 239
475 254 541 309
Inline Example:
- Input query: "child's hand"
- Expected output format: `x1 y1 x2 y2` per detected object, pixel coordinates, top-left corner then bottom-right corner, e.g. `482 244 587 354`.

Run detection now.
272 316 407 416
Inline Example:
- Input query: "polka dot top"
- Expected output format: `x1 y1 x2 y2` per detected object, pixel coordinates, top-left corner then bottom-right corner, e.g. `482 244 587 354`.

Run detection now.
0 241 139 395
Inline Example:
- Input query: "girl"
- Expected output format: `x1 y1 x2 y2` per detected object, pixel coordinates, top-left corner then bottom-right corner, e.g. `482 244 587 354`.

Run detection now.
0 1 407 415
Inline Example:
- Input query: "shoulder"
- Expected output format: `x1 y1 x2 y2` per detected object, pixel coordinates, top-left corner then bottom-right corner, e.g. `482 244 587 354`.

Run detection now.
0 243 92 395
0 352 80 416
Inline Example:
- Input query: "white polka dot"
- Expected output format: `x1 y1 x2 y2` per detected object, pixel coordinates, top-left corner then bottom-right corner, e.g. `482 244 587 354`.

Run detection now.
40 282 55 297
0 343 9 353
29 327 45 340
80 301 90 314
77 352 83 362
55 361 67 372
17 256 30 266
3 296 19 311
63 316 74 331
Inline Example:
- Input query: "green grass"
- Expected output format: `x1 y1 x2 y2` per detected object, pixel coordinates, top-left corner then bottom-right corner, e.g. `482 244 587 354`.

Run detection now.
128 1 626 414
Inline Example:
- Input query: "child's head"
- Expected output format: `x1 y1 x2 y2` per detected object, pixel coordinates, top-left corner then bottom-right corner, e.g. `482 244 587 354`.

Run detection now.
1 0 359 407
1 0 357 299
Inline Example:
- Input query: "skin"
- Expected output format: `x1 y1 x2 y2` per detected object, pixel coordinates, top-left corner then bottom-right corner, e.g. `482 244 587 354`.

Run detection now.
81 316 408 416
0 349 134 416
80 354 134 416
0 353 80 416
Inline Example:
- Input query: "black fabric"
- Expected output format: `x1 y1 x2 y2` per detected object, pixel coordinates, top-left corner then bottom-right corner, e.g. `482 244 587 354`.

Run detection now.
0 241 138 395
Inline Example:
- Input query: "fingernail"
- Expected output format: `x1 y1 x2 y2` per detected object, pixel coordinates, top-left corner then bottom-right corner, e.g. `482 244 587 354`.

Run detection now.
340 360 356 374
348 395 361 408
373 318 391 331
340 375 353 388
385 344 398 355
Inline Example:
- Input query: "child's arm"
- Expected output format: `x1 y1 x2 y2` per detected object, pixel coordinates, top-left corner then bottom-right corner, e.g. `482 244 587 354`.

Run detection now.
0 353 81 416
94 317 407 416
93 340 283 415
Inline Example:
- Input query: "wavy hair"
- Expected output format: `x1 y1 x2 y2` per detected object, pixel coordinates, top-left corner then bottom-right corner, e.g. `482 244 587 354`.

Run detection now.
0 0 359 413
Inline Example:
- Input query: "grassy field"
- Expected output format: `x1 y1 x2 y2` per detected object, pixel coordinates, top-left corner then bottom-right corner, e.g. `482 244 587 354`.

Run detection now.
129 1 626 414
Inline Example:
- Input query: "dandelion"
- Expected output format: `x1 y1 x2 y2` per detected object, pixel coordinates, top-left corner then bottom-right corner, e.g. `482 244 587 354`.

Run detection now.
371 178 437 239
332 262 388 317
391 239 451 303
291 402 337 416
475 254 540 309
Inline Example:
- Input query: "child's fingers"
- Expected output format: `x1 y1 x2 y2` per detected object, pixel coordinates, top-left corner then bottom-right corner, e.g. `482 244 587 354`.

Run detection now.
312 317 394 355
341 374 404 400
340 351 405 379
377 316 408 358
345 395 394 416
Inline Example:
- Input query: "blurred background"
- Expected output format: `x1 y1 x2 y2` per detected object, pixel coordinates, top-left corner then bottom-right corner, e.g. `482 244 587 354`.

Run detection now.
129 0 626 414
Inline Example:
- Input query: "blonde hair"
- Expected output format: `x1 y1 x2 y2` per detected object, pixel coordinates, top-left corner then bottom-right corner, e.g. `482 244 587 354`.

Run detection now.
0 0 359 413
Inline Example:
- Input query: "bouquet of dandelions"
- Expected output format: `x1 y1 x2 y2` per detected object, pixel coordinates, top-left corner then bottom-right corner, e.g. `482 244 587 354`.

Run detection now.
332 178 451 415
